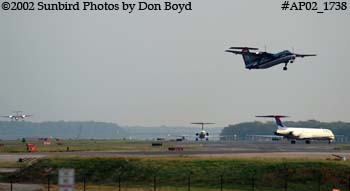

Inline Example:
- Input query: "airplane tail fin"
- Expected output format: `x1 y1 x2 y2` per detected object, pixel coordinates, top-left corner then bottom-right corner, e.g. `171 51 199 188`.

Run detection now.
191 122 215 131
256 115 289 129
242 54 259 68
228 47 260 68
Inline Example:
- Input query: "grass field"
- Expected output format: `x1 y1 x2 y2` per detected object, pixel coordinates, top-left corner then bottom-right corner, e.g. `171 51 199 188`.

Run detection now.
0 139 195 153
2 156 348 191
0 184 249 191
1 139 350 190
334 145 350 150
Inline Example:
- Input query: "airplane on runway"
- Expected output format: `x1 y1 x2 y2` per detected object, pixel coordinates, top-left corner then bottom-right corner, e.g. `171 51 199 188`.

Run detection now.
256 115 335 144
225 47 316 71
1 111 32 121
191 122 214 141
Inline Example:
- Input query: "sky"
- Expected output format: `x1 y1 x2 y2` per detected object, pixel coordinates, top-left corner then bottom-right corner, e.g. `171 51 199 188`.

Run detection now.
0 0 349 127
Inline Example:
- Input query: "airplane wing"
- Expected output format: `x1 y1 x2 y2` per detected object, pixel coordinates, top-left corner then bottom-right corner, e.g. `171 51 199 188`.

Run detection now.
258 51 273 56
1 116 11 118
297 135 315 139
23 114 32 117
294 53 317 58
247 135 284 139
225 50 273 56
191 122 215 125
256 115 289 118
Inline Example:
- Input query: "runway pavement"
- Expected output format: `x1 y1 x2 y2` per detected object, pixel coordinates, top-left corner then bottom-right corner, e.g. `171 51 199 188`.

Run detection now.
0 141 349 161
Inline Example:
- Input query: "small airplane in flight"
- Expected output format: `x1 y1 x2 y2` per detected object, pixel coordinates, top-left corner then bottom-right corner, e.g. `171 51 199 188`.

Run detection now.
191 122 214 141
1 111 32 121
225 47 316 70
256 115 335 144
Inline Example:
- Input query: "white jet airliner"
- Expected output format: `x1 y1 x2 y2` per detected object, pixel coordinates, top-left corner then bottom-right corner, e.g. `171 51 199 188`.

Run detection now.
1 111 32 121
191 122 214 141
256 115 335 144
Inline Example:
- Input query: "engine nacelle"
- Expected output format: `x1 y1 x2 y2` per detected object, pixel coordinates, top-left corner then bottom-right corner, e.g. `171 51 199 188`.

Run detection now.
195 133 199 136
206 132 209 136
290 131 301 138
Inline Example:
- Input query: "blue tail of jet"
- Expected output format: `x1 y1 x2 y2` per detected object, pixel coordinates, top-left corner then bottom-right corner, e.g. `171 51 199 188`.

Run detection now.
242 48 259 68
256 115 289 128
226 47 259 69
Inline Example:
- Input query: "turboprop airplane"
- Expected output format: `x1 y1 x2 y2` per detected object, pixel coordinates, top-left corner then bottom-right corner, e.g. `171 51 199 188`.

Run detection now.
225 47 316 70
256 115 335 144
191 122 214 141
1 111 32 121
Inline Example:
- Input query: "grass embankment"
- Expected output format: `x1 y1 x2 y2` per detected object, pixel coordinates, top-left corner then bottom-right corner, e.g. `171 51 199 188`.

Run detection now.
9 156 350 191
0 140 193 153
334 145 350 150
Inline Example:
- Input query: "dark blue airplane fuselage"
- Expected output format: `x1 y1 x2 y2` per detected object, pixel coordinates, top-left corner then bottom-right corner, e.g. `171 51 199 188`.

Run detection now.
244 50 296 69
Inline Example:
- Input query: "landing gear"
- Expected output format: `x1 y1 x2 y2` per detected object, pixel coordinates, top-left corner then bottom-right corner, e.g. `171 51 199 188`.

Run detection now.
283 62 288 71
206 138 209 141
195 138 198 141
305 140 311 144
291 140 296 144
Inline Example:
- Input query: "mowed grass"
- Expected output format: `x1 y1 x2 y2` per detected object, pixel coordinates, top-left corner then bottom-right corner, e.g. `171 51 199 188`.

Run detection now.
334 145 350 150
0 161 24 168
10 156 350 191
35 184 248 191
0 139 196 153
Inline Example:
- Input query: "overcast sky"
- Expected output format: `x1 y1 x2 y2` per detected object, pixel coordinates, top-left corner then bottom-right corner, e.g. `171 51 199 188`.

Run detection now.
1 0 349 127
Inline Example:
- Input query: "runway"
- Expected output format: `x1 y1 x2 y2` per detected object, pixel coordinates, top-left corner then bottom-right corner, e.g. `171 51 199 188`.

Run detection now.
0 141 349 161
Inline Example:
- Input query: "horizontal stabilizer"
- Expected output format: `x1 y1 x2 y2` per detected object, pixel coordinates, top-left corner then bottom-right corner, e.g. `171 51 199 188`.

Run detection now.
229 47 259 50
191 122 215 125
225 50 244 54
256 115 289 118
256 115 288 128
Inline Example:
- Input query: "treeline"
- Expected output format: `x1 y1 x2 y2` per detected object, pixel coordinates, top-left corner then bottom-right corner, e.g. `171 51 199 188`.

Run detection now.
220 120 350 138
0 121 125 140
